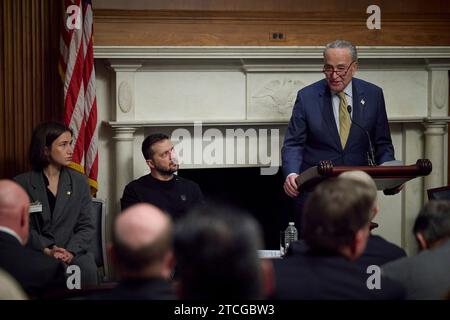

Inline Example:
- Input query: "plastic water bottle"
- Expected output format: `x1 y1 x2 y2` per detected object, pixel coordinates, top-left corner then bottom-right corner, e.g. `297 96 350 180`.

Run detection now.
284 222 298 250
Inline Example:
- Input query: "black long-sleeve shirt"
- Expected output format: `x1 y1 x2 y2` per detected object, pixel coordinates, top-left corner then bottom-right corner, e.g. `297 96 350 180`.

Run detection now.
121 174 204 219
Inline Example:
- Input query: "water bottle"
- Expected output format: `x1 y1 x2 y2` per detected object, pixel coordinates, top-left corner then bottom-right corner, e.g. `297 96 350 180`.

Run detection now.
284 222 298 250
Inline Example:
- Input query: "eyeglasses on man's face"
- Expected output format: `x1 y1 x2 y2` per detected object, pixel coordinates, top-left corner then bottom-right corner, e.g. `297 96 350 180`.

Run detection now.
323 61 356 77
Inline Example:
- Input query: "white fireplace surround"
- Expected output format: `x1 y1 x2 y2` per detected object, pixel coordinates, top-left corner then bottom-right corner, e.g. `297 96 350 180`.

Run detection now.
94 46 450 254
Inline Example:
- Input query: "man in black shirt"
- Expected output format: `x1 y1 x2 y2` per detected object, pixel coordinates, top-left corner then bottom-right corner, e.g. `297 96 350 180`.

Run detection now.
121 133 204 219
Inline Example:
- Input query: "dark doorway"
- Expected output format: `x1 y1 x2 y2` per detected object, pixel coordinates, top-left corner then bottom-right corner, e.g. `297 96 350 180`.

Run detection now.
178 167 296 249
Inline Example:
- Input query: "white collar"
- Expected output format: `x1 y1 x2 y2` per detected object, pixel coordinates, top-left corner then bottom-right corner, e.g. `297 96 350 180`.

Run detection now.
332 80 353 99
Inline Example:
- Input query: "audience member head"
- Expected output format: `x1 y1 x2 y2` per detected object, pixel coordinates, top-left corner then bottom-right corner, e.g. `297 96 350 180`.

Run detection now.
141 133 178 180
29 121 73 170
111 203 173 279
174 204 271 299
302 178 373 260
0 180 30 245
413 200 450 250
339 170 379 219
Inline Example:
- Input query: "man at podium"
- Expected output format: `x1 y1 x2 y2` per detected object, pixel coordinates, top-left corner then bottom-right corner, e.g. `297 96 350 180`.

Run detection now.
282 40 396 210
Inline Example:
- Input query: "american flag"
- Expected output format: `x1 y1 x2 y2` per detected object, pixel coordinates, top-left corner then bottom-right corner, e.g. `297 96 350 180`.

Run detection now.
59 0 98 194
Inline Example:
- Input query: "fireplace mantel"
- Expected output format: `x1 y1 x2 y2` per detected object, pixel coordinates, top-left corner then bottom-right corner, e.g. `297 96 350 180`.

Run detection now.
108 116 450 129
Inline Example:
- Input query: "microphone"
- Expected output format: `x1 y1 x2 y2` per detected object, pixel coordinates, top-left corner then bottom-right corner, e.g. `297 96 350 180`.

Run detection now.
347 105 377 167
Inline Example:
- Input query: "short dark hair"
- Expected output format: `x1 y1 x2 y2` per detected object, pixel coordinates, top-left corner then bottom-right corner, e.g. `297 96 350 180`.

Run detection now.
413 200 450 245
29 122 73 170
141 133 169 160
112 217 173 272
174 204 264 299
302 178 373 252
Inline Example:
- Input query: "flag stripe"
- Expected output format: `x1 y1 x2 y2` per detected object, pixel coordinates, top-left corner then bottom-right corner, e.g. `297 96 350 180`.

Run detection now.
60 0 98 194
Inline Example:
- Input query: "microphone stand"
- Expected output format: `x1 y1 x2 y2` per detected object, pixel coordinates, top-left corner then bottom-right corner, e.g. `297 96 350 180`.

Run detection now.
346 105 377 167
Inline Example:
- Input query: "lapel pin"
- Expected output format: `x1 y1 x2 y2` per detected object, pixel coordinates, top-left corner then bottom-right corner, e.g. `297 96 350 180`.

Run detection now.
66 191 71 196
361 99 365 106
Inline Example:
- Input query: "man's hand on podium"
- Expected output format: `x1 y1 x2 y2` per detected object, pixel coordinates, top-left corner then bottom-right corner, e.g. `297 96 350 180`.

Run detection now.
284 173 299 198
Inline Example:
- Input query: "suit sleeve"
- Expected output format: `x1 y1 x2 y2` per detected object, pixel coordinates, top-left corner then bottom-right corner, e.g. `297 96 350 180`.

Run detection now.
27 227 55 251
281 92 308 178
65 176 95 255
374 89 395 164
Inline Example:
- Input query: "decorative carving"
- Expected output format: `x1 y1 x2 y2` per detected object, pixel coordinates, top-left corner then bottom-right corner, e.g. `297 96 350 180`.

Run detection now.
416 159 432 175
433 78 446 109
252 79 304 115
318 160 334 176
118 81 132 113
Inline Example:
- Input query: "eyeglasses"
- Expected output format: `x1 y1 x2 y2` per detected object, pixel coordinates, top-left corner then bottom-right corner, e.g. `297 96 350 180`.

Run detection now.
323 61 356 77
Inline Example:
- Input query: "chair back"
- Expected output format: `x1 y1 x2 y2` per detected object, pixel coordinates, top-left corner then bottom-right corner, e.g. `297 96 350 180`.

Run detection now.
88 198 109 279
427 186 450 200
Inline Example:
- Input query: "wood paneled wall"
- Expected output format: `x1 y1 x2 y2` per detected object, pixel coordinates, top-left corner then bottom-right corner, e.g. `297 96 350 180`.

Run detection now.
93 0 450 46
0 0 62 179
93 0 450 13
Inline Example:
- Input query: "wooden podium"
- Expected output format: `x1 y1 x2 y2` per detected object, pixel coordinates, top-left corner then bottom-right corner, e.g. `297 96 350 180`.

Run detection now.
296 159 432 195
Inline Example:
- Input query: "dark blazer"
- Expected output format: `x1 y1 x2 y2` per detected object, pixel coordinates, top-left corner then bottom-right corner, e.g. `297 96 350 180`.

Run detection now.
14 167 94 255
357 234 407 267
289 235 406 268
88 278 176 300
0 231 66 298
382 239 450 300
273 246 405 300
282 78 395 177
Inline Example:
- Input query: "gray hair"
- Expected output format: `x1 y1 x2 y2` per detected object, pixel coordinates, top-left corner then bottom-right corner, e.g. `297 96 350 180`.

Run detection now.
324 40 358 62
339 170 377 202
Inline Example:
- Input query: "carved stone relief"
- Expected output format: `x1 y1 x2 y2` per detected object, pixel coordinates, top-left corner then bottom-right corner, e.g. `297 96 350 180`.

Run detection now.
251 78 304 117
118 81 132 113
433 77 446 110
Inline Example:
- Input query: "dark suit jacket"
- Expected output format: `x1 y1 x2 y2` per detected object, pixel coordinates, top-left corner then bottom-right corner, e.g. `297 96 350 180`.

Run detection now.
288 235 406 268
382 239 450 299
14 167 94 255
0 232 66 298
273 246 405 300
357 234 406 267
88 278 176 300
282 78 395 177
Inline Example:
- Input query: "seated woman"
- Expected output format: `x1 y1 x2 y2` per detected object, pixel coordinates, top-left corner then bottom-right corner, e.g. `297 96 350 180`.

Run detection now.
15 121 97 287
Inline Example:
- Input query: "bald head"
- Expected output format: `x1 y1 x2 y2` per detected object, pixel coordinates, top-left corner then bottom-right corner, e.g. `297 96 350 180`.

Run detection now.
115 204 170 250
112 204 173 276
0 180 29 215
0 180 30 244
